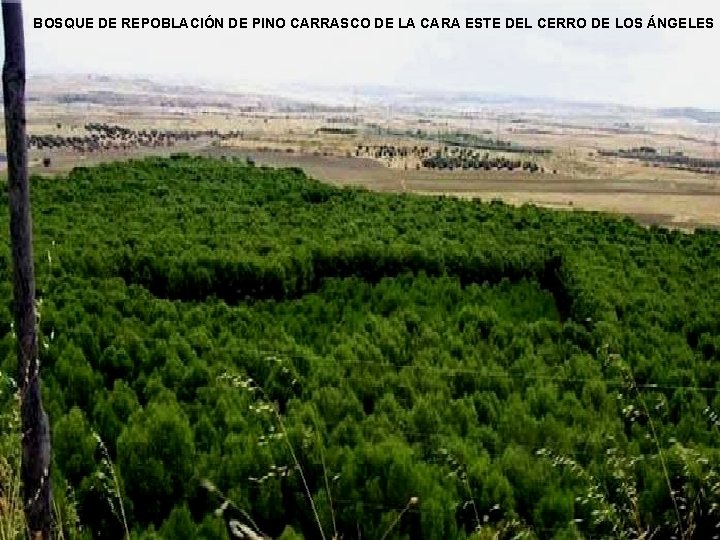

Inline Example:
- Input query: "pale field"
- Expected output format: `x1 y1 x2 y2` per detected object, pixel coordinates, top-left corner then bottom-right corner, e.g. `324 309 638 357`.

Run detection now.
419 191 720 230
4 80 719 230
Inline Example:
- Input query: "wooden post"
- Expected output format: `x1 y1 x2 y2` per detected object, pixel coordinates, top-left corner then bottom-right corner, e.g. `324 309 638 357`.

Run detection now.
2 1 53 538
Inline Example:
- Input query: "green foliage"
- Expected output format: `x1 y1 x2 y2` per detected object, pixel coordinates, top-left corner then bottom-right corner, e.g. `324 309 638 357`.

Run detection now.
2 156 720 538
117 397 195 524
158 505 196 540
53 407 96 485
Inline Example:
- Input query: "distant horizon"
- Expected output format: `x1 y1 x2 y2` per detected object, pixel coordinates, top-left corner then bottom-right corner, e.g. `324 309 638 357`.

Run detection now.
25 71 720 117
19 0 720 111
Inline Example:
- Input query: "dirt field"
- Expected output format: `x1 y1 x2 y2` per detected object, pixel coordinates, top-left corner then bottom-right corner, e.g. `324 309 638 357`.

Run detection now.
9 75 720 230
20 139 720 231
214 149 719 230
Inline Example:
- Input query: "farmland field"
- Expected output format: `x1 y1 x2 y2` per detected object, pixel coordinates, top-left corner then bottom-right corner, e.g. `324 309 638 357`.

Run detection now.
10 75 720 231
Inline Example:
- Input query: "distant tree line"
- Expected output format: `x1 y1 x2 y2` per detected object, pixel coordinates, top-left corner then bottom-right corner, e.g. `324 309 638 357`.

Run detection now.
599 147 720 173
27 123 246 153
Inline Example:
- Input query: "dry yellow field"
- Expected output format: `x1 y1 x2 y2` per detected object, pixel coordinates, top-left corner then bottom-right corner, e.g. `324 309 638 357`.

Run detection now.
6 75 719 230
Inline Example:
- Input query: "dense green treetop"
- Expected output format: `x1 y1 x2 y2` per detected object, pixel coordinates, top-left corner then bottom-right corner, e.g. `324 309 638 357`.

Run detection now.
1 155 719 539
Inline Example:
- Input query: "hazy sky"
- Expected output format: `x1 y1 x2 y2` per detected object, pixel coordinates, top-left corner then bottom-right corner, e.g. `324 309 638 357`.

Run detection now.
16 0 720 109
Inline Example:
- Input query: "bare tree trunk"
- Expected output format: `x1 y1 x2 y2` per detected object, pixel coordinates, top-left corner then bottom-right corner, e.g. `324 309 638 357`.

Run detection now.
2 2 53 538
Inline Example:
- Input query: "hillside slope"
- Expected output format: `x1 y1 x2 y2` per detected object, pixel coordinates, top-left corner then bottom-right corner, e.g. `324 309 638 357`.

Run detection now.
1 156 720 539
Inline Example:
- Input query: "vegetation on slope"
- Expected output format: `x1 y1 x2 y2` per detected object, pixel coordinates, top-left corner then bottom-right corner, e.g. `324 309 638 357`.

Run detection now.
1 155 720 539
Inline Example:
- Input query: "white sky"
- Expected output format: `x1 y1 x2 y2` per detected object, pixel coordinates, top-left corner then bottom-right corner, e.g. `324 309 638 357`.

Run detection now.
14 0 720 109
